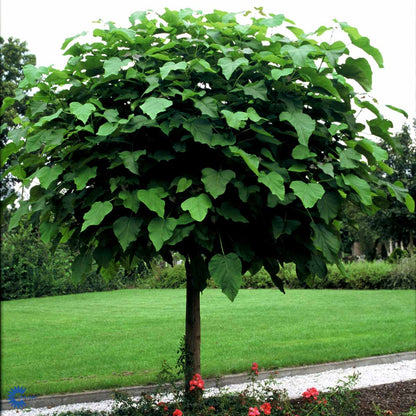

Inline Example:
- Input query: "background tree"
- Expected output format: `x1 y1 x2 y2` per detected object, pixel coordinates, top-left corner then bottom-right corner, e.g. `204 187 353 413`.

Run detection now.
2 9 413 394
370 121 416 254
0 37 36 201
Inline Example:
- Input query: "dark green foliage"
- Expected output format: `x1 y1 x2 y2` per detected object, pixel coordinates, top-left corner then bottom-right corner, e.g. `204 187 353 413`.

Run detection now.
0 219 143 300
0 37 36 200
2 9 413 302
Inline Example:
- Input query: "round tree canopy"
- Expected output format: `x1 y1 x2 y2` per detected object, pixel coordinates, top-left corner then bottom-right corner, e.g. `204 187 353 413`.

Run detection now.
2 9 413 300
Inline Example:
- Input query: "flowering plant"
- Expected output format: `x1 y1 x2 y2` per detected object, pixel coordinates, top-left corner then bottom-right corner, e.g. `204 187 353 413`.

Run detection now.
189 373 205 392
302 387 319 401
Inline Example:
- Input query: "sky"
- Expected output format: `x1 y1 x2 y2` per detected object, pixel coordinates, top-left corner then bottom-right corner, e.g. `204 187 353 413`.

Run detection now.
1 0 415 134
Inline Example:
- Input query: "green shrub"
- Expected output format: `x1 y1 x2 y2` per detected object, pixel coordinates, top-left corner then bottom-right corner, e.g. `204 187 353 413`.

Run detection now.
384 256 416 289
158 264 187 288
387 247 409 263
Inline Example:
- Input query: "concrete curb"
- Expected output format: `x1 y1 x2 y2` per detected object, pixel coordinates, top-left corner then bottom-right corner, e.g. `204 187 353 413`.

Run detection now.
2 351 415 411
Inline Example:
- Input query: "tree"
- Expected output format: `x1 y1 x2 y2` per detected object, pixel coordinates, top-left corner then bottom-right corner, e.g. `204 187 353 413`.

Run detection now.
0 37 36 200
370 121 416 254
2 9 413 394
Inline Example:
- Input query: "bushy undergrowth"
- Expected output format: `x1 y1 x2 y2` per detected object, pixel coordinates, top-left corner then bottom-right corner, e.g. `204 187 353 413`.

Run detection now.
137 258 415 291
0 222 142 300
2 220 414 300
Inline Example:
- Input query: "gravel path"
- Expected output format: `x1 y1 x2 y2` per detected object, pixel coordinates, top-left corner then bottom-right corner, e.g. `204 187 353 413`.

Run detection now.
2 359 415 416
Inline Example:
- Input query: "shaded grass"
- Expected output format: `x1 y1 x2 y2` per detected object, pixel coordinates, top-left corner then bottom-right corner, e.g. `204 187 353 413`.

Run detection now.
1 289 415 398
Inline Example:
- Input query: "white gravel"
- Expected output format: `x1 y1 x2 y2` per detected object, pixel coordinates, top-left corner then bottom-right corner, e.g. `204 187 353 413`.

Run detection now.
2 359 415 416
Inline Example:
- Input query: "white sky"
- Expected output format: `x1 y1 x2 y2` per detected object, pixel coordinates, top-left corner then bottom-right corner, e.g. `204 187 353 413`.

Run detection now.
1 0 415 133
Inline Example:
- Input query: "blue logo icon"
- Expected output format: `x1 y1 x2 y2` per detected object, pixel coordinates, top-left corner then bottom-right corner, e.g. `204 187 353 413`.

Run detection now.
7 386 27 409
7 386 37 409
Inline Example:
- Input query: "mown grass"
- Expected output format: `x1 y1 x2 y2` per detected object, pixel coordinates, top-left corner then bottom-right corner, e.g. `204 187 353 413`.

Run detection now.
1 289 415 398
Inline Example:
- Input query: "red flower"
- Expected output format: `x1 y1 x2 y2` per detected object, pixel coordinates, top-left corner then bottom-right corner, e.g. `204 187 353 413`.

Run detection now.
248 407 260 416
173 410 182 416
260 402 272 415
302 387 319 399
251 362 259 375
157 402 168 411
189 373 205 391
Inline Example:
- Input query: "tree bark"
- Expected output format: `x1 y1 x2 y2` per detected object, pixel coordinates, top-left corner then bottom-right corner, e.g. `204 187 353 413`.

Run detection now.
184 258 201 396
409 231 414 256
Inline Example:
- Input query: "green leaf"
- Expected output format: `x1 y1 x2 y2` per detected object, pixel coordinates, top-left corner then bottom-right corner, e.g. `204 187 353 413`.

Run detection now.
160 61 187 80
34 108 63 127
93 247 113 268
8 201 29 231
292 145 317 160
208 253 242 301
193 97 218 118
176 178 192 193
113 216 143 251
140 97 173 120
311 223 340 263
339 57 372 92
270 68 293 80
183 118 213 144
258 171 285 200
119 150 146 175
181 194 212 222
343 174 372 205
217 57 249 80
72 252 92 283
221 110 248 130
103 57 131 77
318 163 335 177
339 148 362 169
281 44 316 66
229 146 259 176
280 110 316 146
386 104 408 118
97 122 118 136
148 217 177 251
74 166 97 190
81 201 113 231
338 22 383 68
290 181 325 208
119 190 140 213
246 107 263 122
317 192 342 224
355 138 388 162
137 188 166 217
405 194 415 213
242 80 268 101
69 102 96 124
217 202 249 223
0 97 16 116
298 67 341 100
201 168 236 199
36 165 63 189
1 142 20 167
39 222 59 244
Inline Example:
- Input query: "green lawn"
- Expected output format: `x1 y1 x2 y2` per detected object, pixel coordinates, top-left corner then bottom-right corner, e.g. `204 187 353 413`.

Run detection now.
1 289 415 398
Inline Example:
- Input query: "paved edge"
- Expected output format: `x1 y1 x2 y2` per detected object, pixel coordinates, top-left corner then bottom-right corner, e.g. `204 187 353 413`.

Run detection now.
2 351 415 411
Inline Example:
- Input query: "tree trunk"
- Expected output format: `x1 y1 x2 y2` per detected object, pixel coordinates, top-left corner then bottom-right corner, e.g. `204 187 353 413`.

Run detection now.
409 231 414 256
184 258 201 396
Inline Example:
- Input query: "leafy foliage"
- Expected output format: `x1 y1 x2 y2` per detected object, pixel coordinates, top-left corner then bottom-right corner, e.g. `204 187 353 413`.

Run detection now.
0 37 35 200
2 9 413 302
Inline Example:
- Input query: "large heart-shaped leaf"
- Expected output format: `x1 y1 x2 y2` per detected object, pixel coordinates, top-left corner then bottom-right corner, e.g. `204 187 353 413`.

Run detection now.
201 168 236 199
113 216 143 251
208 253 242 301
181 194 212 222
148 217 177 251
81 201 113 231
290 181 325 208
